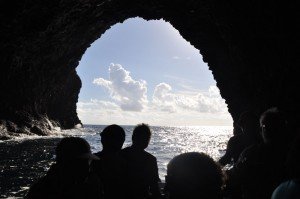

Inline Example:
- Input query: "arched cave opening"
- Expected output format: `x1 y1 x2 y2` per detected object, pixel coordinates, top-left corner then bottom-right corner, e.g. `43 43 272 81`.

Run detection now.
76 17 232 126
73 17 234 181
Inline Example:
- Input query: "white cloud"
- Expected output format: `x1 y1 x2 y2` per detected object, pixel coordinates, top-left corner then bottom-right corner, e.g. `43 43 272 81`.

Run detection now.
93 63 148 111
77 99 123 124
208 85 220 97
77 99 119 110
77 98 232 126
152 83 227 114
152 83 176 113
93 78 111 88
78 64 232 126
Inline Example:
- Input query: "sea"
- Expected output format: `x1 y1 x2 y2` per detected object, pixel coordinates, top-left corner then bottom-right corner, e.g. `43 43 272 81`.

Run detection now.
0 125 232 198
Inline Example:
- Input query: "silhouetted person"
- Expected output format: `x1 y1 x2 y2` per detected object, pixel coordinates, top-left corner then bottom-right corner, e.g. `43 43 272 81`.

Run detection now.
25 137 101 199
219 122 244 165
91 124 126 199
121 123 161 199
272 134 300 199
227 107 289 199
219 112 261 167
165 152 224 199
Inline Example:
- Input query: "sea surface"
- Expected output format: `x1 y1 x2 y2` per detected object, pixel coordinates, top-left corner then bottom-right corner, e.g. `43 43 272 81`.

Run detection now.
0 125 232 198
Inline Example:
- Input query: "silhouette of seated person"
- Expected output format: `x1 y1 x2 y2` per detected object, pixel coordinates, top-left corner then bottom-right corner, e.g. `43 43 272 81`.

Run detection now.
91 124 126 199
165 152 224 199
226 107 289 199
219 122 244 166
272 134 300 199
121 123 161 199
25 137 101 199
219 111 261 167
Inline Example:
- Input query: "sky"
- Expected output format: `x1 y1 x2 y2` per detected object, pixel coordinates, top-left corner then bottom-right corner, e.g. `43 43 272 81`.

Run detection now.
76 17 233 126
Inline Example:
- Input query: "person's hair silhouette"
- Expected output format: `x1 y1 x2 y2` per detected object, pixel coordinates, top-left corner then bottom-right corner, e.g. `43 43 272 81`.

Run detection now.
166 152 223 199
132 123 151 149
100 124 125 152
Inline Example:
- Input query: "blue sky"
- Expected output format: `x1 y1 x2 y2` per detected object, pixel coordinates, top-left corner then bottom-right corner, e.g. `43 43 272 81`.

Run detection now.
76 17 232 126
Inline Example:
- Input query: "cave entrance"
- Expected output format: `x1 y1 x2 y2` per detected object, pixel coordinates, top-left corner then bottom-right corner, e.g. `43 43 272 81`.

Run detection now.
76 17 232 126
75 18 233 178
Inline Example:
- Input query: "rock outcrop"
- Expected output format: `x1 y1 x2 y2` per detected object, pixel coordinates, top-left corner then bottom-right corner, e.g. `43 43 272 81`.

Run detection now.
0 1 299 137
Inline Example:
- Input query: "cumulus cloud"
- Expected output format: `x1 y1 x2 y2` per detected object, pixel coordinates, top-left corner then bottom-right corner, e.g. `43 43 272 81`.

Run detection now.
93 63 148 111
80 63 231 125
208 85 220 97
152 83 227 114
153 83 176 112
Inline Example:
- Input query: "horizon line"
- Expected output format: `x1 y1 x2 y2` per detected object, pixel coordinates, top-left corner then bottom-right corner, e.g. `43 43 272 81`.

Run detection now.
82 123 233 127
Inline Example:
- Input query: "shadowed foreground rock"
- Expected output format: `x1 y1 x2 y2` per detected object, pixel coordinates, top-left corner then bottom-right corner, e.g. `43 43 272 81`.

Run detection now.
0 1 299 137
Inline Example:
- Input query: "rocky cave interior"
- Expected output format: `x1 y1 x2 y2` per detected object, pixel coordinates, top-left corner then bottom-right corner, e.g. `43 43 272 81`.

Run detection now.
0 1 299 138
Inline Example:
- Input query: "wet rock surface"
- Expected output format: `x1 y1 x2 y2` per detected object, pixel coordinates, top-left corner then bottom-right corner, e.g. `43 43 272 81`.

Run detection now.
0 1 299 133
0 116 61 140
0 138 61 197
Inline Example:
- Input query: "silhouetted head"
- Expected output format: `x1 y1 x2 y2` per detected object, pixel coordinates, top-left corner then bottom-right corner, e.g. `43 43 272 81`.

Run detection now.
55 137 99 179
100 124 125 152
166 152 224 199
260 107 286 144
56 137 98 164
132 123 151 150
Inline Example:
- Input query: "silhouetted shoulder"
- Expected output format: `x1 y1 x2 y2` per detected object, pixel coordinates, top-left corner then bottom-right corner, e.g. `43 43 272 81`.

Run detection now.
142 151 157 167
120 146 132 159
144 150 157 162
145 150 156 158
120 146 131 153
121 146 156 161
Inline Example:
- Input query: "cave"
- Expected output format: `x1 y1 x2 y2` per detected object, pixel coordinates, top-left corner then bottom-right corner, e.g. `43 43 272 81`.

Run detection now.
0 1 299 138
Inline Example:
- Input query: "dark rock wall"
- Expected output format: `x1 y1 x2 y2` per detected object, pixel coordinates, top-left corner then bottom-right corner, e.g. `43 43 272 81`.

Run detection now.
0 0 299 136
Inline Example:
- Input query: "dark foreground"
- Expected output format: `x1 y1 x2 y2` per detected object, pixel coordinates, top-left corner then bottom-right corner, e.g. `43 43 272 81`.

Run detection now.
0 138 62 198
